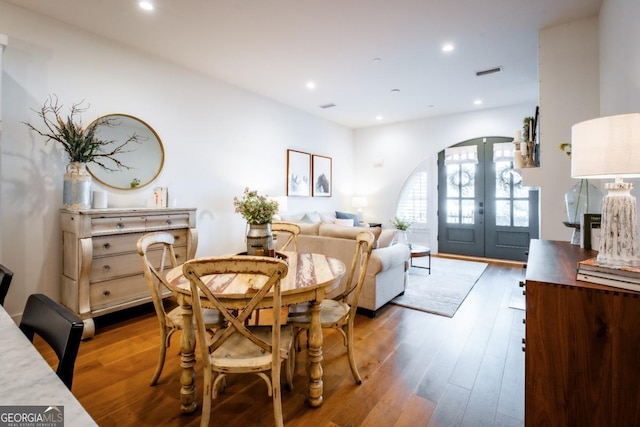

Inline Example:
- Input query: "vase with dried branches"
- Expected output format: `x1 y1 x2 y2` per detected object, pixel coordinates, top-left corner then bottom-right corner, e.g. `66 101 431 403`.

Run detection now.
24 95 142 209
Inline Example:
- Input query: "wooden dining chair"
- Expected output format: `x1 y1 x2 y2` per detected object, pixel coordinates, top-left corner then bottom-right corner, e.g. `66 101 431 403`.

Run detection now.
182 256 293 427
288 231 375 384
19 293 84 390
271 221 300 251
137 231 223 386
0 264 14 306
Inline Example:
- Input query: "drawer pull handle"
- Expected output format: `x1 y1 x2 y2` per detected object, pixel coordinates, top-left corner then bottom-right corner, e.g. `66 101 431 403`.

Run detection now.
103 290 111 297
103 265 111 272
116 222 125 229
103 243 111 250
166 219 172 225
174 235 181 241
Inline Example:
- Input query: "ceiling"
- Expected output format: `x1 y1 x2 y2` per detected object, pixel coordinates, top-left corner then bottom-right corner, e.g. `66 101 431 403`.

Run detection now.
5 0 602 129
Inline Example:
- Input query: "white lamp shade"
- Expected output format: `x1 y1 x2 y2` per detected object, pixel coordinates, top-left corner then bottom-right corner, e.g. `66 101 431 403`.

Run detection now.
571 113 640 179
352 196 368 208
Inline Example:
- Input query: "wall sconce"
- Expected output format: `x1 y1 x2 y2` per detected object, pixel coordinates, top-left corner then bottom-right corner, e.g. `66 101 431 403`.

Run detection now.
352 196 368 223
571 113 640 267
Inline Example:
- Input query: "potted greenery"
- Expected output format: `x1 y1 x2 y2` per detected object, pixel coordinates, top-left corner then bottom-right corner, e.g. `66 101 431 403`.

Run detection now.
233 187 279 255
390 216 412 246
24 95 141 209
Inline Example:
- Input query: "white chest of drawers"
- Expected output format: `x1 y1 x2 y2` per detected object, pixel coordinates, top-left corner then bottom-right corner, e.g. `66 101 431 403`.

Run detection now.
60 207 197 338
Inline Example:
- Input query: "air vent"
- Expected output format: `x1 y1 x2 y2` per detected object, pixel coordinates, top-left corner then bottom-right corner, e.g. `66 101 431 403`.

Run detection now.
319 103 336 109
476 66 503 77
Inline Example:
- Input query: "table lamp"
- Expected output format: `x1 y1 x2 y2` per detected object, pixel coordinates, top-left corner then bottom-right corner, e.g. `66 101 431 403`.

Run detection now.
571 113 640 267
352 196 368 223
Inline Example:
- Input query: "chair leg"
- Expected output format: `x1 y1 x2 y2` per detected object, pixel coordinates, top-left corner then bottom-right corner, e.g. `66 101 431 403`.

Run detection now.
201 370 213 427
150 327 169 386
272 362 284 427
345 323 362 385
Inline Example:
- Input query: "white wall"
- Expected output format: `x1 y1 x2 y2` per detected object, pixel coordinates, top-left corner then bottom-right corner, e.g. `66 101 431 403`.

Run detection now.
599 0 640 115
538 17 600 241
0 2 353 317
353 103 536 251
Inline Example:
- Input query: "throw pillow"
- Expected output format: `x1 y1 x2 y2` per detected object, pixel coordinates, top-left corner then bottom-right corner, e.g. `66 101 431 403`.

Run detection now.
301 212 321 223
335 211 359 224
334 218 354 227
377 229 398 248
319 211 337 223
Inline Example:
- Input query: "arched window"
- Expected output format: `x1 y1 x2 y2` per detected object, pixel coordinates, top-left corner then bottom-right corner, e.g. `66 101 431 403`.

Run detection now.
396 163 428 226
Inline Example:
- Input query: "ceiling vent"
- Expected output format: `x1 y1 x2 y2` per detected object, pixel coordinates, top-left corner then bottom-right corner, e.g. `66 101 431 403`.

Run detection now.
476 66 503 77
319 103 336 109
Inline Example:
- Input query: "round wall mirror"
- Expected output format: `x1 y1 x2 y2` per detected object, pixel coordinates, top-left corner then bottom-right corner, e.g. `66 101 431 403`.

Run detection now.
87 114 164 190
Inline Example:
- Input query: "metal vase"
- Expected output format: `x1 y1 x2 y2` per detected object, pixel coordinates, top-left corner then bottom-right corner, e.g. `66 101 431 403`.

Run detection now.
246 223 274 255
63 162 92 210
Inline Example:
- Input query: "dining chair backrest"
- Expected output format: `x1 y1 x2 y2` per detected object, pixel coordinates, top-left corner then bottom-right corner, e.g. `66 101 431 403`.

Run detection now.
137 231 179 326
335 231 375 309
182 255 290 427
19 293 84 390
271 222 300 252
0 264 14 306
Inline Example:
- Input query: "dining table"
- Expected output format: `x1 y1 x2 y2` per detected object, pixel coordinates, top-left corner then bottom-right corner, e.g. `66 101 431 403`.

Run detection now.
0 304 97 426
165 251 346 414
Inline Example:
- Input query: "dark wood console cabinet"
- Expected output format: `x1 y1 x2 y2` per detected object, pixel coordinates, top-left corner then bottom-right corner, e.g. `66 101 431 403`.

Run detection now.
524 239 640 426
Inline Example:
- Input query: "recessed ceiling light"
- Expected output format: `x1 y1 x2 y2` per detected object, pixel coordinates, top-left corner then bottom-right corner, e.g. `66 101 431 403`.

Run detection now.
306 81 316 90
391 89 400 93
139 1 154 11
474 99 483 105
372 58 382 63
442 43 455 53
376 115 383 121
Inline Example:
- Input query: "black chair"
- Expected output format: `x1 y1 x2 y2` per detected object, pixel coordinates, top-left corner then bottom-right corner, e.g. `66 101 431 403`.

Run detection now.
19 294 84 390
0 264 14 306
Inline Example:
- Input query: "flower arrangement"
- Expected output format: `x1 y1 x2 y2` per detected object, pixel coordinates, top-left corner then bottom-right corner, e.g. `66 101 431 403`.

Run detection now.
24 95 142 171
390 216 412 230
233 188 279 225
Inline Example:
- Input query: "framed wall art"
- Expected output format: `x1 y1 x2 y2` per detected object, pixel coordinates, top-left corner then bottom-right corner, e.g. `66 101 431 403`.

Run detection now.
312 154 332 197
286 149 311 196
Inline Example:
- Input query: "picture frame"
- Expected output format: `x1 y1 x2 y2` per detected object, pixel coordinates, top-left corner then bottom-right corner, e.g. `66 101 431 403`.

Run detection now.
581 213 601 250
286 149 311 197
312 154 332 197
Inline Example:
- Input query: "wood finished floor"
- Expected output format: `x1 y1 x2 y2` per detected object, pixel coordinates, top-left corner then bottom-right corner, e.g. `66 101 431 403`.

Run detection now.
36 262 526 426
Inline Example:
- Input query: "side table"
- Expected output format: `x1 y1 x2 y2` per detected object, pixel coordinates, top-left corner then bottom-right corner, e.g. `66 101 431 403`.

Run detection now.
409 245 431 274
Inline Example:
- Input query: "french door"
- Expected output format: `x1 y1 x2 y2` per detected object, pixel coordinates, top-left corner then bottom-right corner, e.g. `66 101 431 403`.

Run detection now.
437 137 539 262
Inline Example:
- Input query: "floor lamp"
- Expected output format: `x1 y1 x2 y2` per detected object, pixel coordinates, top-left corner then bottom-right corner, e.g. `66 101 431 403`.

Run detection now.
571 113 640 267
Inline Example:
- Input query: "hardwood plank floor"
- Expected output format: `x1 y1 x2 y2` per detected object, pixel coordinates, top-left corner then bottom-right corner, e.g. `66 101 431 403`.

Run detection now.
36 263 526 426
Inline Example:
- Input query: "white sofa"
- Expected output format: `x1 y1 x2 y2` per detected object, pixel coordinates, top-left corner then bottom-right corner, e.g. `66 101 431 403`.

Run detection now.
275 218 410 315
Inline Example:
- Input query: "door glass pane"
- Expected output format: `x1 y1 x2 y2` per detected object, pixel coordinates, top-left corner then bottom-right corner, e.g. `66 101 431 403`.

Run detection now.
447 165 459 198
496 200 511 226
514 200 530 227
495 161 511 198
461 200 475 224
460 163 475 197
447 199 460 224
513 174 528 198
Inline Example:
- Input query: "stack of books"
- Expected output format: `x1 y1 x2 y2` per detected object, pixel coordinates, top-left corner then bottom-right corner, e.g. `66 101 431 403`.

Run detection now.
577 257 640 292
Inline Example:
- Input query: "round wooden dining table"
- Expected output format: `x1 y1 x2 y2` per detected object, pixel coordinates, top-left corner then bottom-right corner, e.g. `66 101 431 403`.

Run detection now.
165 251 346 413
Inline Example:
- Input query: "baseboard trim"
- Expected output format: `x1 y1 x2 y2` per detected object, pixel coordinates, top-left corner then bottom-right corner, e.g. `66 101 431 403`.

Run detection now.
435 253 525 268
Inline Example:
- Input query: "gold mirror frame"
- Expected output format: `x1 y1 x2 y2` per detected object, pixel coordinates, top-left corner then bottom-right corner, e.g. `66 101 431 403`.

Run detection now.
86 114 164 190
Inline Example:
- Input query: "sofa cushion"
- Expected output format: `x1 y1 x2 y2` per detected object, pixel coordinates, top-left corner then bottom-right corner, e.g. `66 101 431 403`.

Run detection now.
319 223 382 246
297 221 321 235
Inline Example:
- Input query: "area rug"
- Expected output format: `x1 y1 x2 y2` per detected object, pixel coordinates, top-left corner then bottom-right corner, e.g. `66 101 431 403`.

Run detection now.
391 257 488 317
